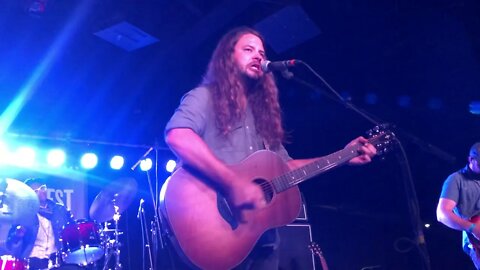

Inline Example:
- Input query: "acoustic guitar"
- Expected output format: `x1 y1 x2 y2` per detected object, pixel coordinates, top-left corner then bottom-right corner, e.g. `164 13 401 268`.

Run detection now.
160 125 395 270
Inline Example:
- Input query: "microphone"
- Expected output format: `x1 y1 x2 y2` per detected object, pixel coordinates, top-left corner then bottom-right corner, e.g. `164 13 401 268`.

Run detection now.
137 198 144 219
260 59 299 73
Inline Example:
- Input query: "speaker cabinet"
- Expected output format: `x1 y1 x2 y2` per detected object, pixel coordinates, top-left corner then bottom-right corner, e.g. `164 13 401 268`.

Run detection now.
278 224 316 270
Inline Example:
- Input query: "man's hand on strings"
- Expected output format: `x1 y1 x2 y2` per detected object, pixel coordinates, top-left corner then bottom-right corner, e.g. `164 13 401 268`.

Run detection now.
347 136 377 165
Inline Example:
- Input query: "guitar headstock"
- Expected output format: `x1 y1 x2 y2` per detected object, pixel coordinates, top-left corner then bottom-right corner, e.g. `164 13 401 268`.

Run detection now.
308 241 323 256
366 123 397 156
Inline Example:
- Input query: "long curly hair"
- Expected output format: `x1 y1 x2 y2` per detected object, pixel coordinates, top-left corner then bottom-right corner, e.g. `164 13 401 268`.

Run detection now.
201 26 285 149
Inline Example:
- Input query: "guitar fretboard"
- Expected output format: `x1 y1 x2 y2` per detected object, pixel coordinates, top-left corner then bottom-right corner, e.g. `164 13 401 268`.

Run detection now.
272 145 361 193
271 133 389 193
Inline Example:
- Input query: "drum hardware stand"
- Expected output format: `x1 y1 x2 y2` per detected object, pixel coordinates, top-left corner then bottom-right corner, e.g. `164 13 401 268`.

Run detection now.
103 203 122 270
49 251 62 269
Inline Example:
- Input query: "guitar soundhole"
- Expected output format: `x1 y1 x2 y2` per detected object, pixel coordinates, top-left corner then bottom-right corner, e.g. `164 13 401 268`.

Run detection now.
253 178 274 203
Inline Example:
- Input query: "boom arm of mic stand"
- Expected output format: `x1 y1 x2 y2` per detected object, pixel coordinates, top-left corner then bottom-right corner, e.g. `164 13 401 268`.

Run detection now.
290 72 456 163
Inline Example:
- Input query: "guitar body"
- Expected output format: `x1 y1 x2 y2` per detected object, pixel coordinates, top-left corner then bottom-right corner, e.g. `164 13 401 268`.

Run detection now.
160 150 301 270
468 216 480 259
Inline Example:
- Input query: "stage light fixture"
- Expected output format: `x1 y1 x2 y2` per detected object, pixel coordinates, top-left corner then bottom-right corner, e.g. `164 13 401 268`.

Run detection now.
26 0 48 16
110 155 125 170
80 153 98 169
165 159 176 173
14 146 36 167
470 101 480 115
140 158 152 171
427 98 443 110
47 149 66 167
364 92 378 105
397 95 411 108
0 141 8 165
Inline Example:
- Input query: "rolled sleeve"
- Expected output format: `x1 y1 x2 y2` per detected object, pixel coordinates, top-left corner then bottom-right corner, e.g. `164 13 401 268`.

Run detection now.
165 87 211 136
440 174 459 202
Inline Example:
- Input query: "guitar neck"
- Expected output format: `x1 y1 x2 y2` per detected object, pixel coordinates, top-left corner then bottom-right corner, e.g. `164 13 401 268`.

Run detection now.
309 243 329 270
273 144 361 193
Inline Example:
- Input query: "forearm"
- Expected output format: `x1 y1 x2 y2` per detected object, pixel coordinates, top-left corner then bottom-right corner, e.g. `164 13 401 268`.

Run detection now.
165 128 235 188
439 214 472 231
437 207 473 231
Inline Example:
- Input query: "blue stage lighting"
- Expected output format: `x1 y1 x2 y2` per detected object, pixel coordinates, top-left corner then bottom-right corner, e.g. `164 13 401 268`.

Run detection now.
14 146 36 167
364 92 378 105
80 153 98 169
0 141 9 165
427 98 443 110
110 155 125 170
140 158 152 171
397 95 411 108
47 149 66 167
470 101 480 115
165 159 176 173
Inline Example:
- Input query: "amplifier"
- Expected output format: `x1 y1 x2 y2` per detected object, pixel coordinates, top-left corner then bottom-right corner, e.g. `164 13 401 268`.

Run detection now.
295 198 308 221
278 223 316 270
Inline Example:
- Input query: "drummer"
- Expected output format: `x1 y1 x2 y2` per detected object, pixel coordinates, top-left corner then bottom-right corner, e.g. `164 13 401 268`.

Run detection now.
6 178 74 270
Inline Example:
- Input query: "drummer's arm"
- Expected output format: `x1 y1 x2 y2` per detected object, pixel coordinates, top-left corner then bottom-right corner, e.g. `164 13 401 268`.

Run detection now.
64 207 74 223
53 202 74 223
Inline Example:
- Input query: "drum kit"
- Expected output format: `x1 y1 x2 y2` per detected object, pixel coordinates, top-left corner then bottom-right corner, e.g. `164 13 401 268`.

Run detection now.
0 177 137 270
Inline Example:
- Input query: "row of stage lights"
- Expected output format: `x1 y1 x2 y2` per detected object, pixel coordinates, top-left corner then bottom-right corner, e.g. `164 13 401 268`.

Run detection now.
0 142 177 172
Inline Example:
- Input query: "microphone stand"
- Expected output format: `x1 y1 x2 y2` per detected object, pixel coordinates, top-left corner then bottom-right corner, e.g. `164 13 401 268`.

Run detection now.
138 199 153 270
132 143 170 270
282 62 435 270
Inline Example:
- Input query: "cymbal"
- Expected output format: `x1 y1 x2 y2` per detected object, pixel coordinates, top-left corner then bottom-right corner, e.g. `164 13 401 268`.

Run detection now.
89 177 137 223
0 178 39 225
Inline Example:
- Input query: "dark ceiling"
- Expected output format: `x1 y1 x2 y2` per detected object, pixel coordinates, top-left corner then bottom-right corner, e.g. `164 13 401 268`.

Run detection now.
1 0 480 268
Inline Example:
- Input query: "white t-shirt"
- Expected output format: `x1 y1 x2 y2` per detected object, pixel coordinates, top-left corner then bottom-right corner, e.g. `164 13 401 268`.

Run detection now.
30 214 57 259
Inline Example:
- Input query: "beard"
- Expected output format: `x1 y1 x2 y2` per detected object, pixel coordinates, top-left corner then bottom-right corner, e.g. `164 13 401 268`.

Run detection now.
236 64 263 89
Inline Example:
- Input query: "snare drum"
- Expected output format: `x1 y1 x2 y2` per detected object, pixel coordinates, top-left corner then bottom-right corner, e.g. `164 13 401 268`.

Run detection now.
60 220 103 265
0 255 26 270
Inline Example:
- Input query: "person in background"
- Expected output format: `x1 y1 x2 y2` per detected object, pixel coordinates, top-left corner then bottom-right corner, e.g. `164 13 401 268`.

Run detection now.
437 142 480 269
7 178 74 270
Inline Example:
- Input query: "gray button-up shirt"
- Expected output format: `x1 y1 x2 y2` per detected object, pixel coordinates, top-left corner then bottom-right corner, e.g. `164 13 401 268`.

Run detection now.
165 86 291 164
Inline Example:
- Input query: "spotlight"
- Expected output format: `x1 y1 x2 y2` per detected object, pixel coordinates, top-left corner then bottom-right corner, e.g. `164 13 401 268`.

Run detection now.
364 92 378 105
165 160 176 173
397 95 411 108
14 146 36 167
0 141 9 165
25 0 49 16
140 158 152 171
427 98 443 110
470 101 480 115
47 149 66 167
110 155 124 170
80 153 98 169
